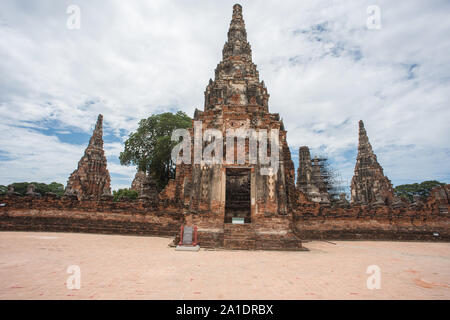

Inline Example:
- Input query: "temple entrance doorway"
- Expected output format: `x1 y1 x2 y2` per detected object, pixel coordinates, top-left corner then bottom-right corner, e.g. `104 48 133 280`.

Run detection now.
225 168 251 223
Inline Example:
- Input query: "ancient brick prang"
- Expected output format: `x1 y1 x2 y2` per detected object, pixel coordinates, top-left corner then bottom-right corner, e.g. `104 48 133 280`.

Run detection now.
172 4 297 218
139 173 159 203
65 114 112 200
159 4 301 249
131 171 147 196
351 120 394 205
131 170 158 203
296 146 330 204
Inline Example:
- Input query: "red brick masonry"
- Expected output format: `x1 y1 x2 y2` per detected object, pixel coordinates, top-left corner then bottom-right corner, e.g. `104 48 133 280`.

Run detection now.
0 195 182 238
0 185 448 246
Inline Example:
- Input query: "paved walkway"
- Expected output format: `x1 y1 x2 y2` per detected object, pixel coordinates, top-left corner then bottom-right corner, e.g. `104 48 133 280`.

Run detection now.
0 232 449 299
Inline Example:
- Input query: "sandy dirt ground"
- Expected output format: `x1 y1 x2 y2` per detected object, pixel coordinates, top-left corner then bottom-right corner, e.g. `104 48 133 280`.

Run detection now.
0 231 449 299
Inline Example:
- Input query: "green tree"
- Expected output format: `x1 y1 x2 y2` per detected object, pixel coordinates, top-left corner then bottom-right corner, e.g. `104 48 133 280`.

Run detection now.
394 180 446 202
9 182 29 195
45 182 65 196
119 111 192 191
0 185 7 195
112 189 138 202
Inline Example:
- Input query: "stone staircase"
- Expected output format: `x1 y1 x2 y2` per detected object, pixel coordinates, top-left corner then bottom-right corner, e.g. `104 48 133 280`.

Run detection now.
223 223 256 250
223 223 305 250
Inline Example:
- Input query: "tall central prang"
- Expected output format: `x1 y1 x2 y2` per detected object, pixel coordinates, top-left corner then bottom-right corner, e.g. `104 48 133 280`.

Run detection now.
171 4 301 250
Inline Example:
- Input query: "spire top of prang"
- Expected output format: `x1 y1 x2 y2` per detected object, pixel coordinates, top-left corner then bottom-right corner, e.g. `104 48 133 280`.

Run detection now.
88 114 104 149
96 114 103 131
357 120 374 158
223 4 251 60
204 4 269 111
232 4 243 19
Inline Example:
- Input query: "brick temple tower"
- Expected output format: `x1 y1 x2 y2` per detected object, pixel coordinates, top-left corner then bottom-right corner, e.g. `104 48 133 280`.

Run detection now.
65 114 112 200
297 146 331 204
350 120 394 205
171 4 301 249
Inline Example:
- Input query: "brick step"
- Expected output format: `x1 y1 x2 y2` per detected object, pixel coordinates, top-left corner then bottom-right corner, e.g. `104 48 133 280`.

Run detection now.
254 239 303 250
223 235 254 240
223 235 255 240
223 233 254 237
224 235 255 240
224 239 256 250
223 235 254 239
223 223 258 249
223 228 253 232
223 224 254 230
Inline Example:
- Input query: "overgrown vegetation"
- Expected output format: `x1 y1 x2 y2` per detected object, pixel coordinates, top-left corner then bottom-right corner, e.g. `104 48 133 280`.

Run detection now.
119 111 192 191
0 182 65 196
112 188 138 202
394 180 445 202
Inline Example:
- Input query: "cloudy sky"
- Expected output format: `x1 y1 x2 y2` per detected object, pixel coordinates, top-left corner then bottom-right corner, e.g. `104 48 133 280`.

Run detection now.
0 0 449 191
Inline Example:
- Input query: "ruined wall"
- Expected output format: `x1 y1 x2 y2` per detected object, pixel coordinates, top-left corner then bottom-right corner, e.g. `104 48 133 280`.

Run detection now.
0 185 448 244
293 185 450 241
0 194 182 237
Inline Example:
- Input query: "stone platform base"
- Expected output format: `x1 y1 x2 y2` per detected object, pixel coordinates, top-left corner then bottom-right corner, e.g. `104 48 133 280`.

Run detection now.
193 224 305 251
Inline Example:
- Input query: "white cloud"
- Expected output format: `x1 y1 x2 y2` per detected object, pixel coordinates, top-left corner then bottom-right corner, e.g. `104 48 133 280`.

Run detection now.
0 0 449 191
0 123 84 185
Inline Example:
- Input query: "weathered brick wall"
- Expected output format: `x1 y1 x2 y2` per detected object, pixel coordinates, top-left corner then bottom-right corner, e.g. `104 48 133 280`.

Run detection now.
294 214 449 241
293 186 450 241
0 195 183 237
1 185 449 244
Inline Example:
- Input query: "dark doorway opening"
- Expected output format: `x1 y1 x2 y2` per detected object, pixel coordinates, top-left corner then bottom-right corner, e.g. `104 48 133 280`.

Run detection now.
225 168 251 223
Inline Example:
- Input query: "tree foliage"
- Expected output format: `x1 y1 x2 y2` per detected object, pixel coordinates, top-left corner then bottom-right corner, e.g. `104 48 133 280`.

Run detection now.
1 182 65 196
112 188 138 202
394 180 446 202
119 111 192 191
